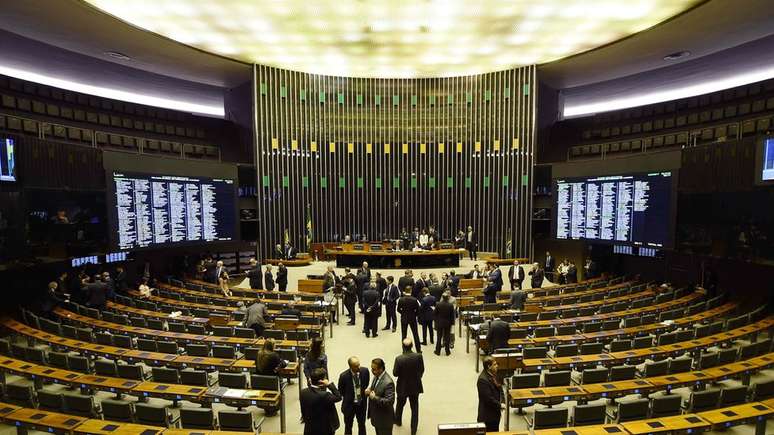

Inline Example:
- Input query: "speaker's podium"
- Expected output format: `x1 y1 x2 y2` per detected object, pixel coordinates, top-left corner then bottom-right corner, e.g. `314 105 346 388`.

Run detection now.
437 423 486 435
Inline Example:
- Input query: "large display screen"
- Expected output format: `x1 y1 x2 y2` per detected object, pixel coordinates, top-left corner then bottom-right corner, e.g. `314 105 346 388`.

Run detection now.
552 171 673 248
760 137 774 183
108 171 236 250
0 137 16 182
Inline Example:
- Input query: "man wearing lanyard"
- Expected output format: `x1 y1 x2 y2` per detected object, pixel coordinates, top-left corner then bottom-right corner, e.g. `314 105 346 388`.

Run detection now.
338 357 370 435
366 358 395 435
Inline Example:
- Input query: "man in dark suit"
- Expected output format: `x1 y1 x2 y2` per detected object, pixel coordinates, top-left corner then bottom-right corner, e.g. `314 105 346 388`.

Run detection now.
359 261 371 282
382 276 400 332
448 271 460 297
508 260 525 291
411 272 427 299
477 357 504 431
397 270 414 296
375 272 387 294
362 283 381 338
204 257 217 283
366 358 395 435
276 263 288 292
486 319 510 353
567 262 578 284
264 265 275 291
300 368 342 435
544 251 555 280
338 356 369 435
285 242 298 260
397 289 421 353
114 266 128 294
323 266 338 292
393 338 424 435
529 263 544 289
433 292 455 355
246 259 263 290
466 226 477 260
85 275 108 310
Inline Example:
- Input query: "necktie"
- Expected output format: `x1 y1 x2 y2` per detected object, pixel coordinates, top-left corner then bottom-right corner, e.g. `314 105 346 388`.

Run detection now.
353 371 361 403
371 373 380 391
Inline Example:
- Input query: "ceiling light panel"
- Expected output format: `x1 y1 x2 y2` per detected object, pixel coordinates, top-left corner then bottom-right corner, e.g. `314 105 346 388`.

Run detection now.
86 0 699 78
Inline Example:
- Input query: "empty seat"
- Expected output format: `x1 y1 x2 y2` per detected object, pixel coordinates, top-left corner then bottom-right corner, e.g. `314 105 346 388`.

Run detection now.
137 339 158 352
234 328 256 339
573 404 606 426
157 341 179 354
581 368 608 384
694 324 710 338
651 394 682 417
180 407 215 430
555 325 577 336
211 345 236 359
152 367 180 384
614 398 649 422
168 322 187 333
67 355 91 373
48 352 69 369
219 373 247 389
686 389 720 412
37 390 63 412
602 319 620 331
544 371 571 387
657 333 677 346
739 343 758 360
185 344 210 357
147 318 165 330
181 369 210 386
554 344 578 357
263 330 285 340
5 384 35 407
95 359 119 377
26 347 46 364
668 357 693 374
118 363 146 380
582 323 601 334
62 393 100 417
623 317 641 328
533 327 554 338
580 342 604 355
610 365 636 381
643 360 668 377
633 336 653 349
219 410 260 432
756 338 772 355
135 403 178 427
212 326 233 337
532 407 568 430
609 340 632 352
95 332 113 346
699 352 719 369
719 385 747 407
101 399 133 422
717 348 738 365
752 379 774 400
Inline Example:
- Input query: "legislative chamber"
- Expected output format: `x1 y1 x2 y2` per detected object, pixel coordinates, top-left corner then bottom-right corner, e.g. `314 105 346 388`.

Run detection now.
0 1 773 435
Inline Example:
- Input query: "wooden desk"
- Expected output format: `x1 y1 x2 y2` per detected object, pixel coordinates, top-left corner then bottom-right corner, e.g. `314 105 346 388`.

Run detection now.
531 425 626 435
78 375 141 393
508 385 587 406
327 248 461 268
74 419 164 435
263 258 312 267
0 402 22 418
133 382 208 402
697 402 774 434
582 379 654 399
621 414 711 434
205 386 281 407
5 407 88 433
172 355 236 370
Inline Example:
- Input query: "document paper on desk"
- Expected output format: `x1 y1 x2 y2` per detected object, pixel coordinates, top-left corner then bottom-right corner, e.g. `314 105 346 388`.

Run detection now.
223 389 246 398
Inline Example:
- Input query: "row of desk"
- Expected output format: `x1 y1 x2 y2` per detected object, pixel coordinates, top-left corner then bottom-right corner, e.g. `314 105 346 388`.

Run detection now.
491 400 773 434
3 319 304 397
0 401 295 435
0 357 290 432
493 317 774 374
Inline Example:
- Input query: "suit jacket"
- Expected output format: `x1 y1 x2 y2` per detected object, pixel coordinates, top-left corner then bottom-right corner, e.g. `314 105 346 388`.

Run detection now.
393 351 424 396
397 276 415 293
530 269 544 289
285 246 297 260
363 288 381 317
383 284 400 305
264 271 275 290
322 272 337 291
376 277 387 293
545 256 555 272
338 367 370 414
466 230 477 244
508 265 525 282
247 267 263 290
428 284 444 301
419 295 436 325
397 295 420 323
244 302 268 328
477 370 504 423
85 282 107 307
114 271 128 293
359 267 372 282
300 383 342 435
433 300 455 329
448 275 460 295
490 268 503 290
368 372 395 430
412 279 426 299
276 266 288 285
486 319 510 352
510 290 526 311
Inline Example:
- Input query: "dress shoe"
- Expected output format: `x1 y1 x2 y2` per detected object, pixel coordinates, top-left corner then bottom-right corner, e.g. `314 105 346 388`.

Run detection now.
433 350 440 356
446 351 451 356
421 342 427 346
391 328 396 333
381 327 390 330
373 334 378 337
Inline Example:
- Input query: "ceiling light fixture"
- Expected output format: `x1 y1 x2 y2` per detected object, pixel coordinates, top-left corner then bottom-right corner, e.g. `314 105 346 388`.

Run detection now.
663 50 691 61
0 64 224 117
104 51 132 61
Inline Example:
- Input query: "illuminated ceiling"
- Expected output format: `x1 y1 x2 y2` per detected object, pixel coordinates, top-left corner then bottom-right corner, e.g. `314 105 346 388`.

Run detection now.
84 0 700 78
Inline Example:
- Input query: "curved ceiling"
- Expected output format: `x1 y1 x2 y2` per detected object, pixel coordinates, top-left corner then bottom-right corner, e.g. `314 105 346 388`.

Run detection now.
83 0 699 78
